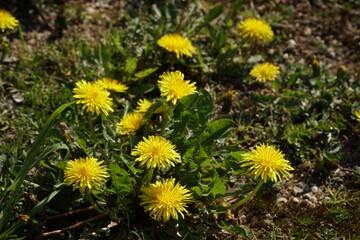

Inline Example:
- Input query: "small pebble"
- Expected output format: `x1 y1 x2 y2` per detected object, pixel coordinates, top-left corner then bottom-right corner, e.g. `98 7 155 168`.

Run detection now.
293 186 303 195
239 215 247 224
277 197 288 204
263 219 273 226
303 193 317 203
311 186 319 193
324 197 331 202
304 27 312 36
304 199 316 208
292 197 300 204
288 39 297 48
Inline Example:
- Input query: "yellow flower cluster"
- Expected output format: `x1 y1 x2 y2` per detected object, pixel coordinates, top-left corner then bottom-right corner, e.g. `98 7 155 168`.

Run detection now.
73 78 128 116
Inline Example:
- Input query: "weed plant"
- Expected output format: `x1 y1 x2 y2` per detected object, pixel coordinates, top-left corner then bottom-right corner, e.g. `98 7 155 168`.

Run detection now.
0 1 359 239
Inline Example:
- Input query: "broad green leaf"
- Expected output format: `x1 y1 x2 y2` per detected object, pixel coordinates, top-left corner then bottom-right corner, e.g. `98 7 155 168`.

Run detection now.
210 170 227 198
199 118 233 146
125 57 138 75
204 5 223 24
173 93 199 119
109 163 133 195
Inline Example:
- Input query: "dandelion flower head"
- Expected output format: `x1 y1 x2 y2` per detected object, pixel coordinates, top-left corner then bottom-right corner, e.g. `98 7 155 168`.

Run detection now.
116 111 145 135
250 62 280 82
355 109 360 122
0 9 19 32
136 99 153 113
96 77 128 93
157 33 196 58
131 135 181 170
73 80 114 116
64 157 109 194
240 143 294 183
238 18 274 43
158 71 197 104
140 178 194 222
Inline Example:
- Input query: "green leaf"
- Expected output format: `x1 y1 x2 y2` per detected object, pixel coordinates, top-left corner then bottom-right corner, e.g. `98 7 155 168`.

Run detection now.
134 67 158 79
229 151 246 161
125 57 138 76
173 93 199 119
108 163 133 195
199 118 233 146
210 170 227 198
0 189 61 239
0 102 74 229
204 5 223 24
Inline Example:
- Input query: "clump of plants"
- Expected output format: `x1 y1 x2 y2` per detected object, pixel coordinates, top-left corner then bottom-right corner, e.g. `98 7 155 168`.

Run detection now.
0 1 359 239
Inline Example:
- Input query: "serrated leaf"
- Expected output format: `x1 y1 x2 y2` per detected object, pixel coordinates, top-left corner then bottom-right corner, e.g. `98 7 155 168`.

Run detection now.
199 118 233 146
210 170 227 198
108 163 133 195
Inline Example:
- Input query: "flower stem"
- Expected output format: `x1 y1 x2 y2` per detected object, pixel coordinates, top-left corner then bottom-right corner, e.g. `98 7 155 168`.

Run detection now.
227 180 264 209
88 113 106 158
145 168 154 184
88 113 97 143
159 115 169 136
87 191 105 215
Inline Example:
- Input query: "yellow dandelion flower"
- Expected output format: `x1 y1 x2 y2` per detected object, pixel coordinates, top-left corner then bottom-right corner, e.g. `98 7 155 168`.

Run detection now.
355 110 360 122
136 99 164 114
96 77 128 93
240 144 294 183
250 62 280 82
140 178 194 222
116 111 145 135
64 157 109 194
136 99 153 113
157 33 196 58
73 80 114 116
131 135 181 170
158 71 197 104
0 9 19 32
238 18 274 43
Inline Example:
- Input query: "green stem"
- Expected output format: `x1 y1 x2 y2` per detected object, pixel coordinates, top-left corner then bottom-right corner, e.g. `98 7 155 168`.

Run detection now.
145 168 154 185
88 113 97 143
227 180 264 209
159 115 169 136
88 113 106 158
87 191 105 215
18 26 27 52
